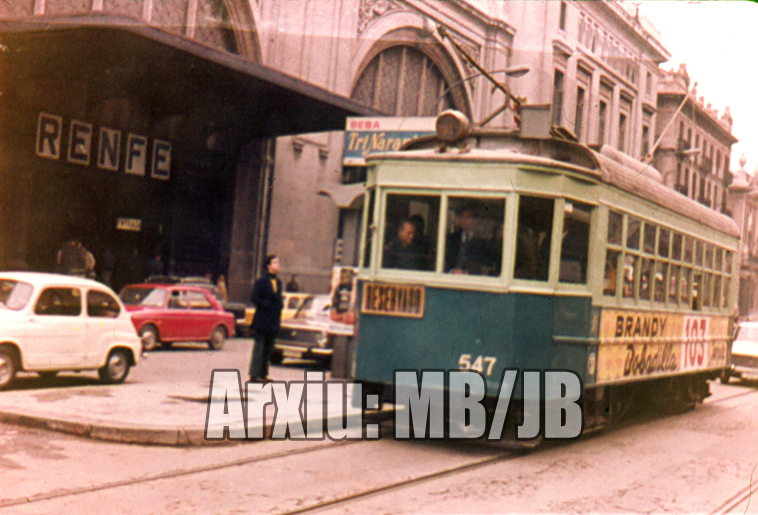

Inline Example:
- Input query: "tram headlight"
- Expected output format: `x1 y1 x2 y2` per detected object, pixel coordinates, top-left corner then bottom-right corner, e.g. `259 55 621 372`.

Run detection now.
435 110 470 143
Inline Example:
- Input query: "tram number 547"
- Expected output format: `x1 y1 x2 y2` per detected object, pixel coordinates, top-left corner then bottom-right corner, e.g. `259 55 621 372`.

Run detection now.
458 354 497 376
683 317 708 368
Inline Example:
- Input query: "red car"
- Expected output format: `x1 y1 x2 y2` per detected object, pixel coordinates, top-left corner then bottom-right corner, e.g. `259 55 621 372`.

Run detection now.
120 283 235 351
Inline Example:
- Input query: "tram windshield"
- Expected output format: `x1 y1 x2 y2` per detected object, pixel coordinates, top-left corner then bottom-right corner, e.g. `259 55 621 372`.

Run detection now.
380 194 505 276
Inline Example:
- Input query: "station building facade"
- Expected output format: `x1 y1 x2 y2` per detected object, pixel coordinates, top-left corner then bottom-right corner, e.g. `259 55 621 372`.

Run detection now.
0 0 374 299
261 0 671 290
0 0 675 298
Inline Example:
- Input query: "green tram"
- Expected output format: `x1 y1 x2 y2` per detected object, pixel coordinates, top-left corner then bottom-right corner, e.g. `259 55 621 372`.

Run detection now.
350 110 740 439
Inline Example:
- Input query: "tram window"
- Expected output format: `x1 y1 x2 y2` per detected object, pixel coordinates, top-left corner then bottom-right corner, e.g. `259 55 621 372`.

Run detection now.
654 261 666 303
713 275 722 310
514 197 554 281
623 255 637 298
692 273 702 310
444 197 504 276
643 223 656 254
695 240 704 267
626 217 641 250
672 232 683 261
639 258 653 301
703 272 712 308
604 250 620 296
683 236 694 264
658 228 670 258
715 248 723 271
723 277 730 308
607 210 623 245
705 244 714 270
559 202 592 284
362 189 375 268
681 267 691 305
382 194 439 271
669 264 680 304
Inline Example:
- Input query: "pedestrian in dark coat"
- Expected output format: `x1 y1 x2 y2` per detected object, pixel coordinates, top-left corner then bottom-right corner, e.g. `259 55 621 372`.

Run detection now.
248 255 283 382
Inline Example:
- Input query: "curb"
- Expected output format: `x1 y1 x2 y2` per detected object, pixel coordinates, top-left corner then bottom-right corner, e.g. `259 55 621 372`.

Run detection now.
0 404 395 446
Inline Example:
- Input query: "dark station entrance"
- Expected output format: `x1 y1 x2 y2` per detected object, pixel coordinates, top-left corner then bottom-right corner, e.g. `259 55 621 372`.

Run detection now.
0 18 375 297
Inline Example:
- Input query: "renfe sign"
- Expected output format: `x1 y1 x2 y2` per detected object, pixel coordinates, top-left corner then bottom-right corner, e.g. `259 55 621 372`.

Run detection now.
36 113 172 180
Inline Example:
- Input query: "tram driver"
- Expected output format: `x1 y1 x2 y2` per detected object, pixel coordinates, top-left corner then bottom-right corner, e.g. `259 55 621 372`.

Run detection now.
383 218 427 270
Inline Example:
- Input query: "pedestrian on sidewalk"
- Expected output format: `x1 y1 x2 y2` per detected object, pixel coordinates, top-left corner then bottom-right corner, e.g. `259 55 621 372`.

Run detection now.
248 255 283 382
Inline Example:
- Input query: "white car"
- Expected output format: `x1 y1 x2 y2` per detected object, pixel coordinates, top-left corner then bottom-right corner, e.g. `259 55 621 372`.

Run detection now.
0 272 142 390
725 321 758 383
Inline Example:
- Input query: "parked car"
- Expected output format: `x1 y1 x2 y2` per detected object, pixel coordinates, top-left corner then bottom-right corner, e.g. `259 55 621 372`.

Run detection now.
0 272 142 390
724 321 758 383
272 294 353 366
120 283 235 351
239 292 312 336
145 275 248 334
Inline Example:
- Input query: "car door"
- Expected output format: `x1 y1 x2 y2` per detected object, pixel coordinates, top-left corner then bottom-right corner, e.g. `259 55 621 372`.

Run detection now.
162 288 190 340
83 289 122 367
186 289 216 339
24 286 86 369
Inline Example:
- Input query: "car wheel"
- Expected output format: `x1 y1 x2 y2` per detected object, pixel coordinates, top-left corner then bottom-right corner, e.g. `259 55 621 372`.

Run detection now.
208 326 227 350
98 349 131 384
0 349 17 390
719 370 731 384
139 325 159 351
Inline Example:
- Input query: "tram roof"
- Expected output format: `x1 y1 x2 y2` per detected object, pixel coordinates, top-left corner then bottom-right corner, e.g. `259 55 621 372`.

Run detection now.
366 132 740 239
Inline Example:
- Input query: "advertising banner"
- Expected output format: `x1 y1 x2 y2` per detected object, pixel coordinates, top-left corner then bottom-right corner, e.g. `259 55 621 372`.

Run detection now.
343 117 436 165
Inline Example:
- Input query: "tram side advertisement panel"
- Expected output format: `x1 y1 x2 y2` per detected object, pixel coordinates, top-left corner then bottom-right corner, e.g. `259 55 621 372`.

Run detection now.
597 309 729 384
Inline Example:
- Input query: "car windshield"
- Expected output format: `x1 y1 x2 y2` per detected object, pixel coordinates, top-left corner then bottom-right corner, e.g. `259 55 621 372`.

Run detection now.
294 296 330 319
0 280 34 310
120 287 167 307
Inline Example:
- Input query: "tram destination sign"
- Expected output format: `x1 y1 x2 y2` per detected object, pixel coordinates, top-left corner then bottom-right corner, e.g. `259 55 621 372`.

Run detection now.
343 117 436 166
361 282 425 318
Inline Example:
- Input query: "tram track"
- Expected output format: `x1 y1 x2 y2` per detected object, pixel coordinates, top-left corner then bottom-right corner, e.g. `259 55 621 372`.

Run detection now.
276 447 526 515
0 438 367 510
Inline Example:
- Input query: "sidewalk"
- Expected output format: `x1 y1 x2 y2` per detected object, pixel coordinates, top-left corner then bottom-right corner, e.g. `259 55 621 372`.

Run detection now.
0 372 388 446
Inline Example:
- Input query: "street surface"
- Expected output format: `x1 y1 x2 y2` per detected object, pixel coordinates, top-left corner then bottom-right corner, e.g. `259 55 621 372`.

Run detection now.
1 338 758 514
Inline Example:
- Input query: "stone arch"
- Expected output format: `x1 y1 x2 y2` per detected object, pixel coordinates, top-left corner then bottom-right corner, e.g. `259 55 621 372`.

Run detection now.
350 23 471 117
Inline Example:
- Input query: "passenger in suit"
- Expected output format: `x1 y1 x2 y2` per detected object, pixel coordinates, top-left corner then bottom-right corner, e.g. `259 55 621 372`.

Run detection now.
445 206 489 275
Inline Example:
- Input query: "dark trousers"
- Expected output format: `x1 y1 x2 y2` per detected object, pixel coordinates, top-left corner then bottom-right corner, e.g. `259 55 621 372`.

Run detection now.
249 332 277 380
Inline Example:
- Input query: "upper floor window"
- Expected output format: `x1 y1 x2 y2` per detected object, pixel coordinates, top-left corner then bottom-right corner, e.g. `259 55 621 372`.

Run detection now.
552 69 565 127
559 2 567 31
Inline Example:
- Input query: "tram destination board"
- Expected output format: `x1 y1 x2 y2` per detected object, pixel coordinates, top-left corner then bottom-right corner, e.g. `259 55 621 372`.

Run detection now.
361 282 425 318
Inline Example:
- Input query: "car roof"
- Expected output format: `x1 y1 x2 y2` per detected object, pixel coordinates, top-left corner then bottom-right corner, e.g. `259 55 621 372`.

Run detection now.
0 271 110 289
124 283 213 293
